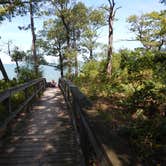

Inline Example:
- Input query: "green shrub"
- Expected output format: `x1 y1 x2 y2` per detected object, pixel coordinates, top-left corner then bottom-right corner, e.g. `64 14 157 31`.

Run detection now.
128 118 166 163
11 91 26 111
18 66 43 83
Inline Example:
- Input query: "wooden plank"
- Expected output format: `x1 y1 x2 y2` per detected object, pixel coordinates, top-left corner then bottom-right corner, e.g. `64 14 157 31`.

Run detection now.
0 88 83 166
0 78 46 131
0 90 10 102
59 78 112 166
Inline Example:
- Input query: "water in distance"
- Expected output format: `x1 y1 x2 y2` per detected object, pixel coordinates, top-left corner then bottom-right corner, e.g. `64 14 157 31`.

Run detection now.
0 64 60 82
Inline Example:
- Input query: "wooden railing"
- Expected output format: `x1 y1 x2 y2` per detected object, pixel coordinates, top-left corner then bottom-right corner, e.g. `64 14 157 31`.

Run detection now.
0 58 9 81
59 78 112 166
0 78 46 131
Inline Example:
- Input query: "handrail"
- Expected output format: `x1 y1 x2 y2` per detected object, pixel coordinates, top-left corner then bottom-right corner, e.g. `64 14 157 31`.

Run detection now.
0 78 44 102
0 78 46 131
59 78 112 166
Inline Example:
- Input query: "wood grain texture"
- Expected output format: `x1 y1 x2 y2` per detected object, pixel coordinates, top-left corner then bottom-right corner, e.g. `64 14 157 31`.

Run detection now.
0 88 83 166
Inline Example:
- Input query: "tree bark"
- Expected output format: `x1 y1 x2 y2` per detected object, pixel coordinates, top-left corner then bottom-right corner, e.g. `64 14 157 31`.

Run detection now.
58 42 64 78
15 60 20 74
89 48 93 60
106 0 119 76
30 1 38 75
106 17 113 75
60 14 72 77
158 39 164 51
59 53 64 77
73 30 78 76
74 55 78 76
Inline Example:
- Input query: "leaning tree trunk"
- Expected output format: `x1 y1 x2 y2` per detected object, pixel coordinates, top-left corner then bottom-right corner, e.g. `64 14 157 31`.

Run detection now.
30 1 38 75
0 58 9 81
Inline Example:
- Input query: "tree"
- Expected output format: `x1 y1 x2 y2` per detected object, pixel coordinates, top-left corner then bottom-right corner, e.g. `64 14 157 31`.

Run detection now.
104 0 120 75
160 0 166 5
10 47 26 75
81 8 106 60
49 0 90 77
50 0 75 77
37 18 67 77
127 10 166 51
0 1 22 23
70 2 88 76
18 0 45 75
0 0 46 75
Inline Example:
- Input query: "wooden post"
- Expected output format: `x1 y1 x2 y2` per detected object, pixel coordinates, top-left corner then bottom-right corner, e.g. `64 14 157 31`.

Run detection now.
8 95 11 113
24 88 29 111
3 97 11 117
0 58 9 81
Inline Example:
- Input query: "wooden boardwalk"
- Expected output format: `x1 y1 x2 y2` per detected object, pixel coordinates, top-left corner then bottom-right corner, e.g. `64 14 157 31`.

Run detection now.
0 88 83 166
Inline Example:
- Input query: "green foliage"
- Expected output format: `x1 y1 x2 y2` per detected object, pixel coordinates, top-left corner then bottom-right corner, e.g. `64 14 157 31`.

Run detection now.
74 56 125 98
81 8 106 60
75 46 166 164
37 1 106 76
127 10 166 50
153 51 166 84
127 80 165 114
0 79 18 92
74 60 101 97
11 47 26 62
11 91 26 110
18 66 42 83
10 47 26 74
128 118 166 163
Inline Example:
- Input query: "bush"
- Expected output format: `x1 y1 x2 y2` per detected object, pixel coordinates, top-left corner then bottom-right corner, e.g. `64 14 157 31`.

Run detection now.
18 66 43 83
128 117 166 164
11 91 26 111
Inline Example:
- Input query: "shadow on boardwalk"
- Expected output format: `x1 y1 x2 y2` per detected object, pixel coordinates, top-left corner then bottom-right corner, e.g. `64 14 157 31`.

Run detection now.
0 88 82 166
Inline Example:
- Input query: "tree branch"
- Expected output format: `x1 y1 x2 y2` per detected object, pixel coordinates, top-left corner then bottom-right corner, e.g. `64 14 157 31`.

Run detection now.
113 6 121 18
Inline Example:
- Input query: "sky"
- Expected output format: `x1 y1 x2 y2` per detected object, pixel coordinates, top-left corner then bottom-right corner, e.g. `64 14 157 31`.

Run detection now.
0 0 165 64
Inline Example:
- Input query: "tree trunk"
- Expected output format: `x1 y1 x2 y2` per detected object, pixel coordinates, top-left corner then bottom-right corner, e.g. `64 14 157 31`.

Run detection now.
74 55 78 76
66 31 72 77
106 15 113 75
73 30 78 76
15 60 20 74
158 39 164 51
89 48 93 60
30 1 38 75
58 43 64 78
60 14 72 77
60 54 64 78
